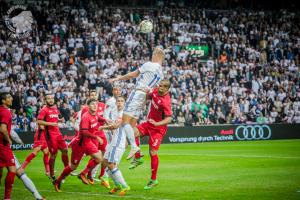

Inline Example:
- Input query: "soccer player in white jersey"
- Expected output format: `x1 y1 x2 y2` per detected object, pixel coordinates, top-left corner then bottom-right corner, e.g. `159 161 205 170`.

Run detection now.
104 85 122 143
100 96 130 196
109 47 165 159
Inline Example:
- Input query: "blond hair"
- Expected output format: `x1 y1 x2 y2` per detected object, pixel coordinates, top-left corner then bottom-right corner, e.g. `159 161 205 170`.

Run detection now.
153 47 165 61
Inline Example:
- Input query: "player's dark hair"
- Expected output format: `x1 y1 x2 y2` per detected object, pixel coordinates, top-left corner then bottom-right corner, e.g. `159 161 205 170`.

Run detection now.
87 98 97 105
0 92 10 105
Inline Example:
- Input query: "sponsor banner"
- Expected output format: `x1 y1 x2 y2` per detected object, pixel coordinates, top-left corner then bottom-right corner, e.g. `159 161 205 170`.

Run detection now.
11 124 300 150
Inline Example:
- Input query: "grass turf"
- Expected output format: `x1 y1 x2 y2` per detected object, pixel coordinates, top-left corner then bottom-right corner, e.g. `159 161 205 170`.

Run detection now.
2 139 300 200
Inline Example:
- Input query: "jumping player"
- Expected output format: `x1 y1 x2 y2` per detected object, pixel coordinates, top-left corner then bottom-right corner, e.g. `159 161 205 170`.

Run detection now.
109 47 165 159
131 79 172 190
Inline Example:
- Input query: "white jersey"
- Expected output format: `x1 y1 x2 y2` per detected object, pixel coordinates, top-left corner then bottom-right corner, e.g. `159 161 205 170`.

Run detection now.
104 109 125 164
135 62 163 91
104 96 118 121
110 110 125 148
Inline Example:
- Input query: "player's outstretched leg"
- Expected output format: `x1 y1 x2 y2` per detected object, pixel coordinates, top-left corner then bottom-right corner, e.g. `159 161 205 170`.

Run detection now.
129 137 144 169
122 124 140 159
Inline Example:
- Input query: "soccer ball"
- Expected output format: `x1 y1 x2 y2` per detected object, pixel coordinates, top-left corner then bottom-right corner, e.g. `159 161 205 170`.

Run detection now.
139 20 153 33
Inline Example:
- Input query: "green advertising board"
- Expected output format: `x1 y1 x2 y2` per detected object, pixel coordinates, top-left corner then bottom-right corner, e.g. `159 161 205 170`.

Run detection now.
185 45 209 59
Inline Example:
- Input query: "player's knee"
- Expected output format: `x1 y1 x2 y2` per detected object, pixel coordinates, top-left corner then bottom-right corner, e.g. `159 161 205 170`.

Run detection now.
149 149 157 156
8 166 17 173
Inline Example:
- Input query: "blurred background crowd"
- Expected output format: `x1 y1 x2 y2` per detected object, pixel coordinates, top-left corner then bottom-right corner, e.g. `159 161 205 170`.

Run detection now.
0 0 299 131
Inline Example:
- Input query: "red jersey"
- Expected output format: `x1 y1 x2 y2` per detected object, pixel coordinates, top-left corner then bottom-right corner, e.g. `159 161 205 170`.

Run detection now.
0 105 12 147
80 111 106 144
81 102 106 117
147 88 172 130
37 105 61 136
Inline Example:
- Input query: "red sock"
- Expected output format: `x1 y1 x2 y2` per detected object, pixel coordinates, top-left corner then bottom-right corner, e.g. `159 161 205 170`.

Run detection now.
43 153 50 174
82 159 98 175
61 153 69 167
4 171 16 199
21 153 36 169
57 166 72 183
151 154 159 180
49 157 56 177
81 158 93 175
99 164 106 178
135 137 141 159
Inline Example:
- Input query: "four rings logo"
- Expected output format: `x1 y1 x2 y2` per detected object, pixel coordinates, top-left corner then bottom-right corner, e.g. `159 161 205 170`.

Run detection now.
235 125 272 141
4 5 33 39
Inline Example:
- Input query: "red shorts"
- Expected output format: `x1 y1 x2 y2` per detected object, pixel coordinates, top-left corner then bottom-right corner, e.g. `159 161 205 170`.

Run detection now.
70 139 98 165
0 145 15 167
137 122 166 151
46 134 68 154
33 130 48 150
92 133 107 152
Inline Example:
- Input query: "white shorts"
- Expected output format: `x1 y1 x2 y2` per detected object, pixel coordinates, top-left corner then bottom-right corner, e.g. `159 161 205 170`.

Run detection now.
123 90 146 119
104 145 125 165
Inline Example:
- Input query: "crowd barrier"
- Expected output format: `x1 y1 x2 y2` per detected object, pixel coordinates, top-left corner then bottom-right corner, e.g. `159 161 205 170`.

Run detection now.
11 124 300 150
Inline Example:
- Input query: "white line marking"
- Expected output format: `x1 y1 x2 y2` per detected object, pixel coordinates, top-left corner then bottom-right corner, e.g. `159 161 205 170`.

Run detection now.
14 187 173 200
159 153 300 159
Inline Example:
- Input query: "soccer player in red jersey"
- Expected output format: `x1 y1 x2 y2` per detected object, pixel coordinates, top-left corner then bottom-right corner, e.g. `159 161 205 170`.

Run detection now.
0 92 16 200
77 90 109 187
131 79 173 190
53 98 105 192
37 94 68 181
19 122 50 176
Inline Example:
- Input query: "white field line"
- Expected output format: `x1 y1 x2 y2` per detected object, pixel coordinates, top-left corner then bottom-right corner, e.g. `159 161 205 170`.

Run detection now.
13 187 173 200
159 153 300 159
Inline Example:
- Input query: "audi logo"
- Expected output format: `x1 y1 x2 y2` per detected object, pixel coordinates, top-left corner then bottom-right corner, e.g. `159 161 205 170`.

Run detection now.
235 125 272 141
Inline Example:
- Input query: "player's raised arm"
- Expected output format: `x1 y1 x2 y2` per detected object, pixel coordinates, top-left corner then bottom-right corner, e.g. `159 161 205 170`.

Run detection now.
109 70 140 83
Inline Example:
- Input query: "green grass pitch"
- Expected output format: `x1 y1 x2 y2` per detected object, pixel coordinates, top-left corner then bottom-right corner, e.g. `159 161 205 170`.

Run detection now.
2 139 300 200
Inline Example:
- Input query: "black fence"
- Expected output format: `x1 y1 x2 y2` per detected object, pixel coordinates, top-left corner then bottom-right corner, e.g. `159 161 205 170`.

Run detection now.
11 124 300 150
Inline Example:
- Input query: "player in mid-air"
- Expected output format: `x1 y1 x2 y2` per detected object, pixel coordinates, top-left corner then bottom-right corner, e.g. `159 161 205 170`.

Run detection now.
19 122 50 177
130 79 172 190
37 93 69 181
109 47 165 159
99 96 131 196
0 92 16 200
53 99 105 192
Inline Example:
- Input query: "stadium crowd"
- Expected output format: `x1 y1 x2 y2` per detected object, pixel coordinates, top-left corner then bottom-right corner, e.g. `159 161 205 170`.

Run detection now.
0 0 299 130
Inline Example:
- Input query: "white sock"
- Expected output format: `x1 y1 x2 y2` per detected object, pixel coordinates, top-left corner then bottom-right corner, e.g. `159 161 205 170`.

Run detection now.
91 164 100 178
106 168 117 185
122 124 137 149
111 168 127 188
20 173 43 199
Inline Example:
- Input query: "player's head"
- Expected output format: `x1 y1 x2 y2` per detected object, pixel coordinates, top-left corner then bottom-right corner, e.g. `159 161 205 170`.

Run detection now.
152 47 165 64
45 93 55 106
89 89 98 101
158 79 170 96
0 92 13 107
87 98 98 113
112 85 121 98
116 96 125 111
